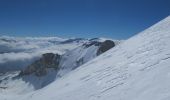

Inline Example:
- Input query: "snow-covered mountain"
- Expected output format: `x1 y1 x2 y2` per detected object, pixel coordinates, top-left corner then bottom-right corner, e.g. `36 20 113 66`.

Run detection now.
57 39 116 77
0 36 89 72
12 39 115 90
0 15 170 100
0 36 118 93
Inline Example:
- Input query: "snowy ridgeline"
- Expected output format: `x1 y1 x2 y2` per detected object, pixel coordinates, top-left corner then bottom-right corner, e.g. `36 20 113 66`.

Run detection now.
0 36 117 72
0 36 118 93
0 16 170 100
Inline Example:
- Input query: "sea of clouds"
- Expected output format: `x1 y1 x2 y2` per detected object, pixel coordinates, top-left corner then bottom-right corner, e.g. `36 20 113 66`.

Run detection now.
0 36 80 73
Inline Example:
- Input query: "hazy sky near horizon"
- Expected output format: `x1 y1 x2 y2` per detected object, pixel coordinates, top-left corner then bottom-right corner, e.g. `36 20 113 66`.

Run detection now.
0 0 170 39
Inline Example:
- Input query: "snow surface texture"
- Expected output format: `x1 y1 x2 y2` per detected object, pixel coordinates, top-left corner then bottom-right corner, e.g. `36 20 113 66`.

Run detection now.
1 16 170 100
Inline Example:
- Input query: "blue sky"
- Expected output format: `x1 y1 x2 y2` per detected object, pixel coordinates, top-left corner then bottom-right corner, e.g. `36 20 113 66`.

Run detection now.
0 0 170 39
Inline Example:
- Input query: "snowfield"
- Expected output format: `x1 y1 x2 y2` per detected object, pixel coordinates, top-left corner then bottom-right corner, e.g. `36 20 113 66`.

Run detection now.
1 16 170 100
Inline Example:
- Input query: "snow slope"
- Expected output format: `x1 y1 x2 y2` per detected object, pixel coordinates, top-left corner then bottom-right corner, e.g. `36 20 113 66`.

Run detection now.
57 41 103 76
1 16 170 100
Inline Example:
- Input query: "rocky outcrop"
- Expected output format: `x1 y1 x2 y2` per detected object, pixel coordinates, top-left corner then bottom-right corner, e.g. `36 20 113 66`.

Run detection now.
97 40 115 55
19 53 61 77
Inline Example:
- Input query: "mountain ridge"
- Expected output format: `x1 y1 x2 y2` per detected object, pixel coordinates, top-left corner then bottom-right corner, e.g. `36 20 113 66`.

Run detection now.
13 15 170 100
0 16 170 100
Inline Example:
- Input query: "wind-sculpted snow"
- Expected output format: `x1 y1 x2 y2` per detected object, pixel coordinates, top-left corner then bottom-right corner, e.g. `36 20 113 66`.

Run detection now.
0 16 170 100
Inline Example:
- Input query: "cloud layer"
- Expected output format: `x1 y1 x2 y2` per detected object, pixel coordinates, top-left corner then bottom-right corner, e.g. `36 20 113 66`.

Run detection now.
0 36 82 72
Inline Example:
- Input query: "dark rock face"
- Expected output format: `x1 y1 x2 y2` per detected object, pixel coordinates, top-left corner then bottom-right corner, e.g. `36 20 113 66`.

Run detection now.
19 53 61 77
82 40 115 57
41 53 57 66
97 40 115 55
